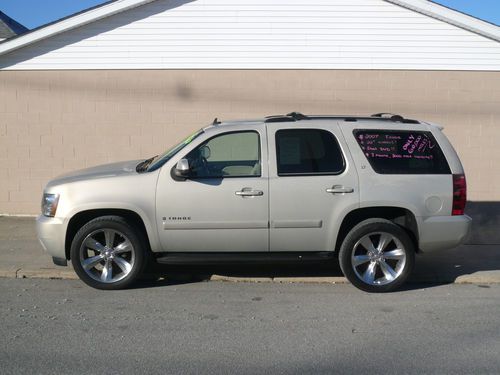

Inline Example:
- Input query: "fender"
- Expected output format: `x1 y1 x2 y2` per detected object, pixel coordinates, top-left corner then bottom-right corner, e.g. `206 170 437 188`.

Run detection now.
63 202 160 253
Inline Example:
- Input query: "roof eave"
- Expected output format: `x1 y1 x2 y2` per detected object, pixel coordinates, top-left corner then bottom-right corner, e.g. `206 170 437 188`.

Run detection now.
385 0 500 42
0 0 155 56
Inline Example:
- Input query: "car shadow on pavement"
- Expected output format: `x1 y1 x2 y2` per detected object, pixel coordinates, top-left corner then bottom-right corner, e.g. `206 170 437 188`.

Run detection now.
139 260 345 284
134 242 500 291
136 259 437 291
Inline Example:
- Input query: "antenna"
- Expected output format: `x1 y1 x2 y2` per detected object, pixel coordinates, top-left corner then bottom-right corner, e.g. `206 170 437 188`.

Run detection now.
212 118 221 125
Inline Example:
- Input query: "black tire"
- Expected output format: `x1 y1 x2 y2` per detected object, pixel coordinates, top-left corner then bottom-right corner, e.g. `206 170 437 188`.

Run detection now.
339 218 415 293
70 215 146 290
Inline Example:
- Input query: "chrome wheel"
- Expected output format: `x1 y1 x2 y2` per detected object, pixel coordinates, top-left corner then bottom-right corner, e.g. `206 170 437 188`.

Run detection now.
351 232 407 286
79 228 136 284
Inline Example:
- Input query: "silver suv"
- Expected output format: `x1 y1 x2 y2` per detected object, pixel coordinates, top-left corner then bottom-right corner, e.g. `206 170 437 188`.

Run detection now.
36 112 471 292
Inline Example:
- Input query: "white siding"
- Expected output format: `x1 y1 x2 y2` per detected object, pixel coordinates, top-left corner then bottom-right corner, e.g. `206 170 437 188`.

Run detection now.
1 0 499 70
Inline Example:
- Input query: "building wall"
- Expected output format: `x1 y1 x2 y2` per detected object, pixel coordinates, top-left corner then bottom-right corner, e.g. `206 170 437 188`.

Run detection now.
0 70 499 236
1 0 500 70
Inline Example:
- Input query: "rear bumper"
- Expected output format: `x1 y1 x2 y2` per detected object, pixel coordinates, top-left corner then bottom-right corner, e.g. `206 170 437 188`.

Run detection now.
418 214 472 253
36 215 67 261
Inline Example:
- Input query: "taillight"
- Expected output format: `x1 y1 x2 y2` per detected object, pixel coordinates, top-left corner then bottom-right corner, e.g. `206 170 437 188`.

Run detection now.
452 174 466 215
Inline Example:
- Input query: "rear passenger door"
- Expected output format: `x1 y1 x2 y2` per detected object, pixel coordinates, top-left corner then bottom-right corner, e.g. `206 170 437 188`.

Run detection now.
268 122 359 252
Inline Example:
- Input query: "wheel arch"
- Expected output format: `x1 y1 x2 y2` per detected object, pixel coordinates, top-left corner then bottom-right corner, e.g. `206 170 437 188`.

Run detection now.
334 206 419 253
65 209 153 260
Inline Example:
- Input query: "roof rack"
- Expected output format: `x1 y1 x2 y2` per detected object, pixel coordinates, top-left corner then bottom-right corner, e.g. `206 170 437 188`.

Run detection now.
371 113 405 122
264 112 420 124
286 112 309 120
370 113 420 124
264 115 296 123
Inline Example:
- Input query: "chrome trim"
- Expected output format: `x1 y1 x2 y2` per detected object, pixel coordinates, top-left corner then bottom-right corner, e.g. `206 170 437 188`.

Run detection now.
272 220 323 229
163 221 269 230
326 185 354 194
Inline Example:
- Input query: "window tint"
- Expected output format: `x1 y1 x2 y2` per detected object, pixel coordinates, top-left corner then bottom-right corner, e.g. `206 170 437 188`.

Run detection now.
276 129 345 175
354 129 450 174
186 131 261 178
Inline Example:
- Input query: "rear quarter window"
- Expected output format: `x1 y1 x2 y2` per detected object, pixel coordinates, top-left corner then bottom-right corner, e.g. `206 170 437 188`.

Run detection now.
353 129 450 174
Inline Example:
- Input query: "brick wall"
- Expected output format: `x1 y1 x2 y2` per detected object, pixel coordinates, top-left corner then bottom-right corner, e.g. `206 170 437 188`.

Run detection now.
0 70 499 215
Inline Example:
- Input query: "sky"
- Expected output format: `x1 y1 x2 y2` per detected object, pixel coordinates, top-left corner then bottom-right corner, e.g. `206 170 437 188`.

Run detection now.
0 0 499 30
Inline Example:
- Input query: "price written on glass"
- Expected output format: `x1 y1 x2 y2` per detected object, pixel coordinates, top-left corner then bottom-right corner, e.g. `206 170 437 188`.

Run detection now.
358 133 435 160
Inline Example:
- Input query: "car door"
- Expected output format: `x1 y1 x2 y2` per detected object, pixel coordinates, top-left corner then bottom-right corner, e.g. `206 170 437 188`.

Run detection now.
268 121 359 252
155 126 269 252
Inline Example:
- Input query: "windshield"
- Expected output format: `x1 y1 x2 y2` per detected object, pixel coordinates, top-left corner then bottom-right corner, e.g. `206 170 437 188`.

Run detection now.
146 129 204 172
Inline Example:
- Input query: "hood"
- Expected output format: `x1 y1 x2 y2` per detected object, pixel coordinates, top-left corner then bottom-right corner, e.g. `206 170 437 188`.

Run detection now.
46 159 142 188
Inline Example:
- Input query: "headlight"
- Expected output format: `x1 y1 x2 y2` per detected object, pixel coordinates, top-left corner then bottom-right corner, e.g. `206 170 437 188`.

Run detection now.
41 193 60 217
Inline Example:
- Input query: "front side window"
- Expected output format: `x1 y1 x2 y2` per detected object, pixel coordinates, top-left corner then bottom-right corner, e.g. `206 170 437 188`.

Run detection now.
148 129 204 172
186 131 261 178
275 129 345 176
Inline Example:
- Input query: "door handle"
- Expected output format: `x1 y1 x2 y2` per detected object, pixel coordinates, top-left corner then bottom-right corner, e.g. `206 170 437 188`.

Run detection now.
326 185 354 194
235 189 264 197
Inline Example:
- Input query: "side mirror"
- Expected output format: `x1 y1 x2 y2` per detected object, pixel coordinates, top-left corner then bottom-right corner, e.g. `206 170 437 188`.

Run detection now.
174 158 190 178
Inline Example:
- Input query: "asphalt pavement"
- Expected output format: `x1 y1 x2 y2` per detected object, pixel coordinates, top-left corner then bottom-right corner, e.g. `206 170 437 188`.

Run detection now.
1 279 499 374
1 216 500 285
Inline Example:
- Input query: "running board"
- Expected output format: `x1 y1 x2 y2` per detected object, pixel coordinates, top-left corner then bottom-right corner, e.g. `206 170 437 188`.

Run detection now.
155 252 335 265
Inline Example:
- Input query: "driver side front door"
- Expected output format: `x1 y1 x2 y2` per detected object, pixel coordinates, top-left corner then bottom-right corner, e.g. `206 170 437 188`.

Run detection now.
155 128 269 252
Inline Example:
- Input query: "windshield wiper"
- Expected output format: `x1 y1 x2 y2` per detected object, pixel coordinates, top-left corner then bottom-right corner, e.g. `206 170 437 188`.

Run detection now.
136 156 157 173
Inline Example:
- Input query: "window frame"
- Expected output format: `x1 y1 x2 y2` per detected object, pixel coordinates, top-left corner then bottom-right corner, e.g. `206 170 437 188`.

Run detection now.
275 128 346 177
185 130 262 179
352 128 451 175
148 129 204 172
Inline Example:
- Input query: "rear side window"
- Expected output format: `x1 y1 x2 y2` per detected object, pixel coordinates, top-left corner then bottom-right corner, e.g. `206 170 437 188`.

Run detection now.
276 129 345 176
354 129 450 174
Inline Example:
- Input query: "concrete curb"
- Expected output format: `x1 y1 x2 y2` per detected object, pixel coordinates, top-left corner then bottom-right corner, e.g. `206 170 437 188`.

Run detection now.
16 268 79 280
209 275 500 284
0 268 18 278
2 268 500 284
454 271 500 284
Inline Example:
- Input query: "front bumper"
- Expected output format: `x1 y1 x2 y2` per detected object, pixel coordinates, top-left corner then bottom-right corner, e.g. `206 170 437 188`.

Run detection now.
418 214 472 253
36 215 66 261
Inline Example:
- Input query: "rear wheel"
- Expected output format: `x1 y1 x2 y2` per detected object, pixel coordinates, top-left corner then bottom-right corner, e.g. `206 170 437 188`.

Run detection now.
70 216 145 290
339 219 415 293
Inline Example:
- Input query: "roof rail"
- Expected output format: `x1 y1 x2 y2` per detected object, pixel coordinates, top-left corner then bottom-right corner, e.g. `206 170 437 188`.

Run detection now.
264 115 296 123
370 113 420 124
264 112 420 124
286 112 309 120
371 113 404 122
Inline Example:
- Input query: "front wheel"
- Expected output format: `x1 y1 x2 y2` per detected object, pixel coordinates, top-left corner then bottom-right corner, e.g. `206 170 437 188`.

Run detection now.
70 216 146 290
339 219 415 293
